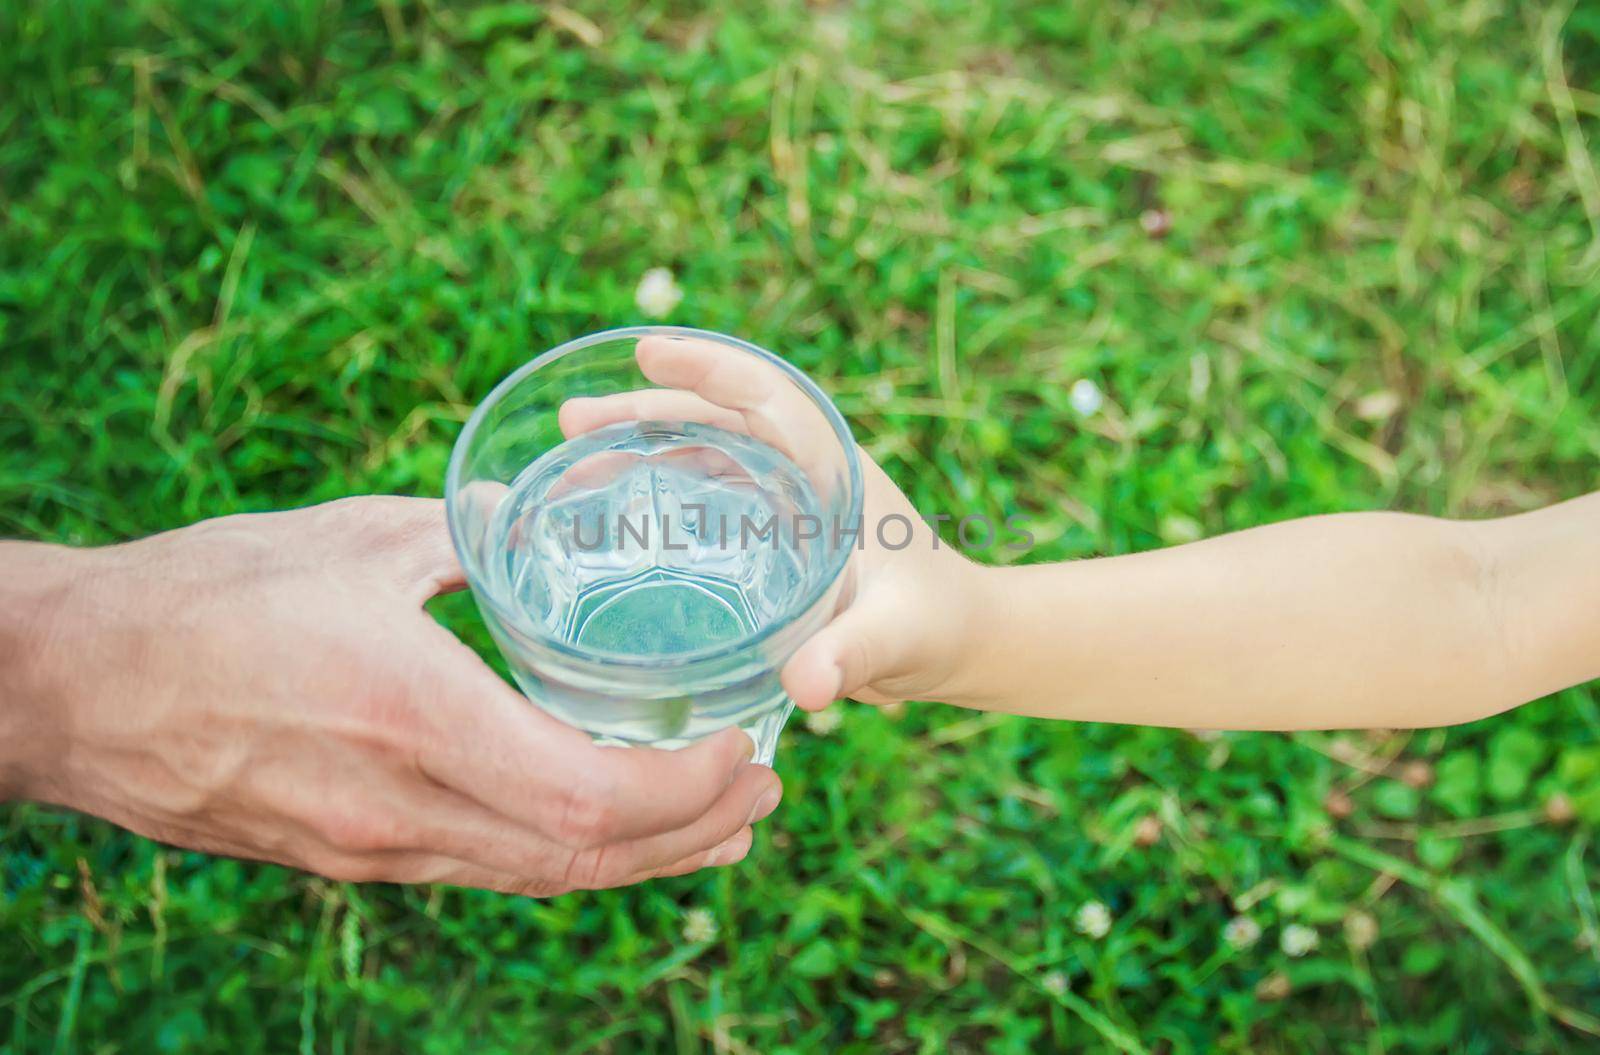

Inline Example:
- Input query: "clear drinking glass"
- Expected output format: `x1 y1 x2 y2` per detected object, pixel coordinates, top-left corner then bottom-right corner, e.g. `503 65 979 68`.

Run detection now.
446 326 863 764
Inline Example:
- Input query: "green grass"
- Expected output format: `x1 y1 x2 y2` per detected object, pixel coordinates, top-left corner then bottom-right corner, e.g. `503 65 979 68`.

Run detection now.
4 0 1600 1050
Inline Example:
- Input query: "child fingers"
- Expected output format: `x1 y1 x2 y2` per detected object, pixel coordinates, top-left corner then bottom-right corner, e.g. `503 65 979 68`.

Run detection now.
559 390 747 440
781 582 910 710
633 336 847 481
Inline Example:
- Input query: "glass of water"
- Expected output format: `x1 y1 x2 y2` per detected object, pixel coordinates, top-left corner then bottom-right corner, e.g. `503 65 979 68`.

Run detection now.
445 326 863 764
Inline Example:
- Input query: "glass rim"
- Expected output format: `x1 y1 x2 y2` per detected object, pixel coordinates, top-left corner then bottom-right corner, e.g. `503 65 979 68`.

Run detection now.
444 324 865 671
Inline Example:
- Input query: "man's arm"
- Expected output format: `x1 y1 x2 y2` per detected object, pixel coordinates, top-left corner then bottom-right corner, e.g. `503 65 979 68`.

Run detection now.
1 497 779 893
0 541 82 801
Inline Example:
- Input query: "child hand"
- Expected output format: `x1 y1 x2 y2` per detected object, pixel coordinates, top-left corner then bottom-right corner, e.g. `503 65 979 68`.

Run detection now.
779 449 983 712
558 335 985 714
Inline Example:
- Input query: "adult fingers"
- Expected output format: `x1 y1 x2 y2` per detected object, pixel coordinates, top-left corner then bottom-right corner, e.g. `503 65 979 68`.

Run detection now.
414 627 771 847
637 826 755 882
546 764 778 889
364 759 777 888
318 762 774 896
249 745 772 895
396 827 754 896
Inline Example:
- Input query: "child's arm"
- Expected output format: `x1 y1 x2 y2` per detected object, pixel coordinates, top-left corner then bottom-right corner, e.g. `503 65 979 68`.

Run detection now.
566 336 1598 730
936 494 1600 729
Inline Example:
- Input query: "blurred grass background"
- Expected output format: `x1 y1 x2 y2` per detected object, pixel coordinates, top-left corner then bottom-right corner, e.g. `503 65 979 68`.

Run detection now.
3 0 1600 1051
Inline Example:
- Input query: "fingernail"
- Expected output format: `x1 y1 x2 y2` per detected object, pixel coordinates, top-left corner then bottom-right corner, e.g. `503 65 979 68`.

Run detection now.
706 834 742 867
748 787 781 824
826 663 844 701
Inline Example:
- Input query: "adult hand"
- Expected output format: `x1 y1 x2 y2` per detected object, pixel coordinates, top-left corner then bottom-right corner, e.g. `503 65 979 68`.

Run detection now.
0 497 779 895
558 335 987 714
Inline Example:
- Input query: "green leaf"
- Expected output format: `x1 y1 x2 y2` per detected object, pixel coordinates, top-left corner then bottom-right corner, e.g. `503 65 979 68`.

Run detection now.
1416 834 1462 870
1431 752 1481 817
788 942 840 978
1486 727 1546 802
1402 943 1447 977
460 3 542 41
1556 746 1600 823
1372 781 1420 819
349 88 415 137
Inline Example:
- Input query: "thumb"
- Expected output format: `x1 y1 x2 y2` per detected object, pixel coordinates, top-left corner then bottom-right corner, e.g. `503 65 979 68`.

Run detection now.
781 585 909 712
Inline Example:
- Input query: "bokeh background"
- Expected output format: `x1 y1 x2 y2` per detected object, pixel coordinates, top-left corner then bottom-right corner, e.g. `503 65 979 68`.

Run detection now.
4 1 1600 1051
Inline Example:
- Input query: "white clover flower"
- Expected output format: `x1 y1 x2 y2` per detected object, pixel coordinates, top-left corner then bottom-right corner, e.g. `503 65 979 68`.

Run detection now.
1223 915 1262 949
681 907 717 944
804 707 843 736
1074 900 1112 939
635 267 683 318
1069 378 1104 416
1343 911 1379 952
1280 923 1319 958
1041 970 1068 997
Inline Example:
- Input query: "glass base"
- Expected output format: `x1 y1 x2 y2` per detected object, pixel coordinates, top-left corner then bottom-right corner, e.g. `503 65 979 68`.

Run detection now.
587 698 794 766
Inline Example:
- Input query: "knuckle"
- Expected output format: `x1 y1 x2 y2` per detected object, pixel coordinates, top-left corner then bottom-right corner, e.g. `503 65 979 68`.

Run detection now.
316 496 388 537
322 494 407 524
313 807 410 855
550 784 617 849
351 681 429 749
317 496 442 558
